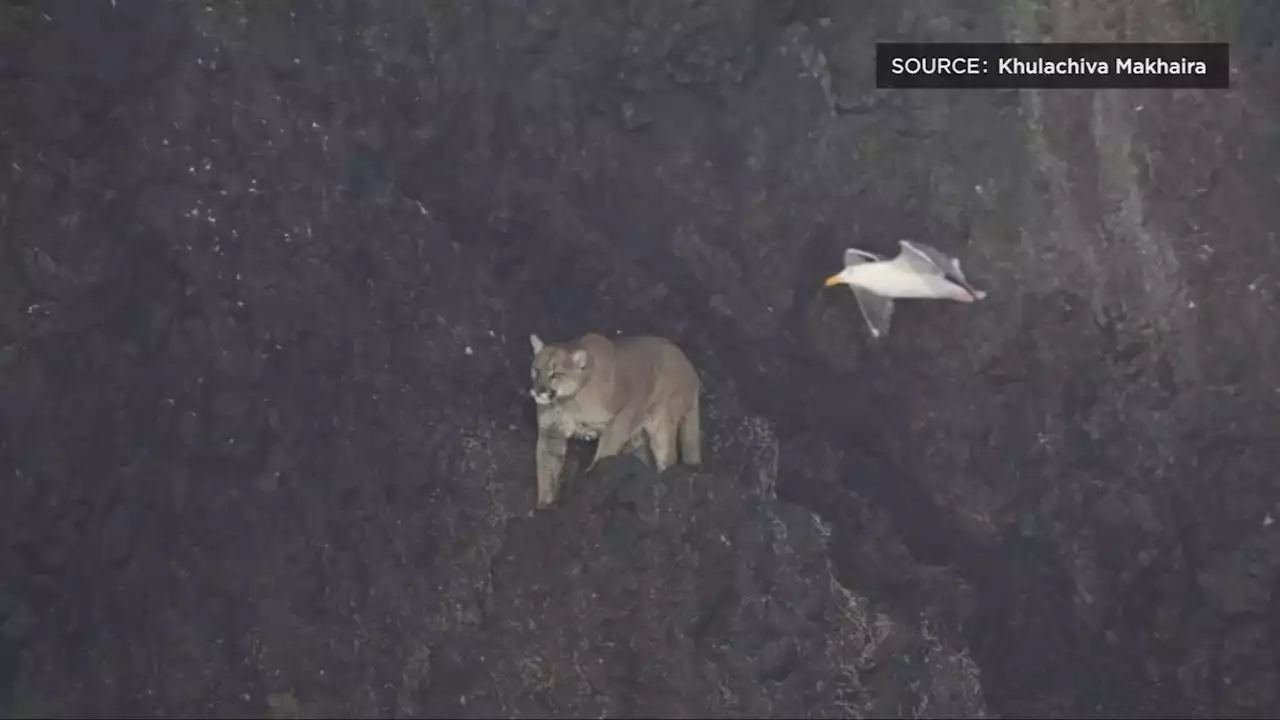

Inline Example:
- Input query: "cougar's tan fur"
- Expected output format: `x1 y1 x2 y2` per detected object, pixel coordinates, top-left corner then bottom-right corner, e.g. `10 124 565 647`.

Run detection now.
528 332 702 509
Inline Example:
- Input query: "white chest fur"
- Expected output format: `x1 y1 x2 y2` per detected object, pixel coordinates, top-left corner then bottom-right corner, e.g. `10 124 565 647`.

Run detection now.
537 398 613 440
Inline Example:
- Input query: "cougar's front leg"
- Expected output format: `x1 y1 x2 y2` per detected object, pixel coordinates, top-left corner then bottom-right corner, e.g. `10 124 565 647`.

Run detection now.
535 431 569 509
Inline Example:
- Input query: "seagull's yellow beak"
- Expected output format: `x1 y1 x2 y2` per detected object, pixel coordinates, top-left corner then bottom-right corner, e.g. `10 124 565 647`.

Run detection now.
823 273 844 288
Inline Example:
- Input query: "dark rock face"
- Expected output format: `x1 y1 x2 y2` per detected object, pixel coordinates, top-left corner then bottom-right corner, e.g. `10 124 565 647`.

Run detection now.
436 455 875 719
2 0 1279 717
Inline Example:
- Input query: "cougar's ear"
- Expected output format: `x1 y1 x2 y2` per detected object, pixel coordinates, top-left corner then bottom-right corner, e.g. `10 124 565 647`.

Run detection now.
530 334 545 354
570 349 588 368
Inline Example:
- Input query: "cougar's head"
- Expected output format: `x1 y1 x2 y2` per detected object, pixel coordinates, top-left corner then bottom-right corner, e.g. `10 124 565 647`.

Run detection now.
529 334 590 406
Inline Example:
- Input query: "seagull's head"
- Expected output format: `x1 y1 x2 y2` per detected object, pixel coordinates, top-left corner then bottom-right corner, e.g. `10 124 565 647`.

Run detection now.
823 267 857 289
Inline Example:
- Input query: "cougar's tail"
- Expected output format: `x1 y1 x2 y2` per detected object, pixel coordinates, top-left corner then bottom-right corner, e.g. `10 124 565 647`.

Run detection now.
678 392 702 466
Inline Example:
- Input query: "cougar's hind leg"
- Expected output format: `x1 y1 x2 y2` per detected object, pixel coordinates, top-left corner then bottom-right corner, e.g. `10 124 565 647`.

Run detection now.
647 416 679 472
623 433 652 466
678 393 702 466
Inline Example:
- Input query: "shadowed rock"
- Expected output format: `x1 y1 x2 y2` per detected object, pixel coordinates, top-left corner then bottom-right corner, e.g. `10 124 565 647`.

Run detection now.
426 454 983 719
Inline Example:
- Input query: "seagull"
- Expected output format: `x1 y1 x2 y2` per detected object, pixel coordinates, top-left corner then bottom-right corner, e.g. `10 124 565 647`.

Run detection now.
822 239 988 339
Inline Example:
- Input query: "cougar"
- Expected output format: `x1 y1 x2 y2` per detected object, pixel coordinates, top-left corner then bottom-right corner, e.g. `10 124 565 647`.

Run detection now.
528 332 702 509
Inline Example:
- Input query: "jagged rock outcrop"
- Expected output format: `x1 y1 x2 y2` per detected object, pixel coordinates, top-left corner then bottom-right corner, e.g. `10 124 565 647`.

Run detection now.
420 452 980 718
432 455 877 718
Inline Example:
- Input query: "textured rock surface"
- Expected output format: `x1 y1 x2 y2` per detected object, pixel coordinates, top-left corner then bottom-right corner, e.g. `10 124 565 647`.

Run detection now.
431 455 889 719
2 0 1278 716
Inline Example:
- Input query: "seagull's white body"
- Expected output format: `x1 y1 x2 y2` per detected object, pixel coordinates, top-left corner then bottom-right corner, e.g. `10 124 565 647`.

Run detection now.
823 240 987 339
839 261 976 300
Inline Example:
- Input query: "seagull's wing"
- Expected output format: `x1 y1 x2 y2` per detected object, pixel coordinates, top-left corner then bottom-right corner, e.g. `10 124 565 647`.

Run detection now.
850 285 895 339
948 257 987 300
899 240 988 299
896 240 947 276
844 248 883 266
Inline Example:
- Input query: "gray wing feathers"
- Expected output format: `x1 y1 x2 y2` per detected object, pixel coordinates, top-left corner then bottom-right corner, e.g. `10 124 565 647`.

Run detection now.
851 286 895 339
844 248 882 266
896 240 948 275
898 240 988 300
951 258 987 299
